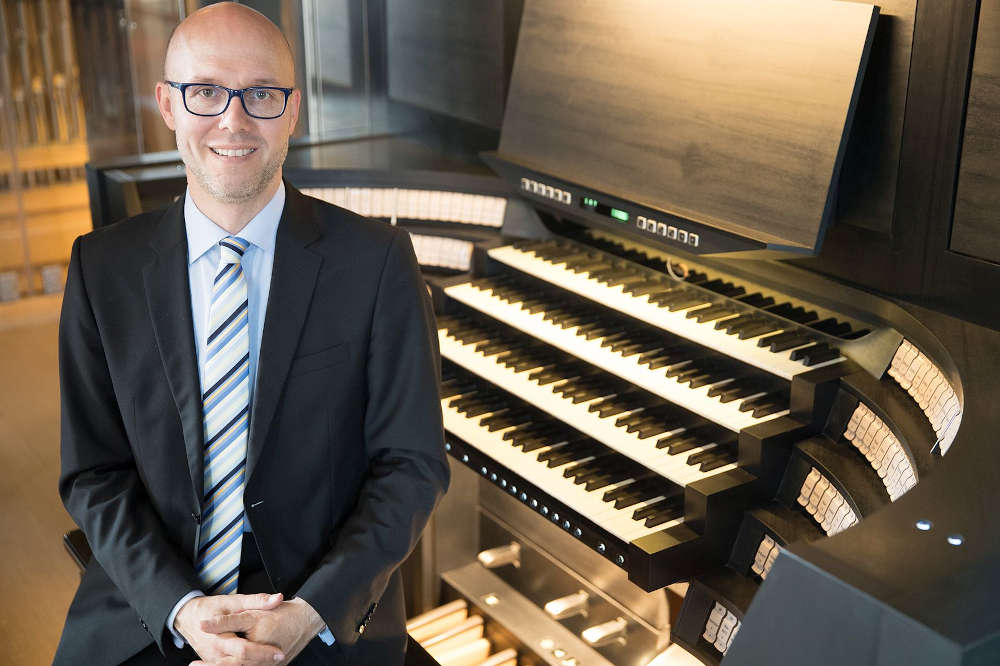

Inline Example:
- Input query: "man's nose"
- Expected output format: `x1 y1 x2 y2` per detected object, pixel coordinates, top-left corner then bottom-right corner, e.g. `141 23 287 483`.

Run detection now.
216 93 254 132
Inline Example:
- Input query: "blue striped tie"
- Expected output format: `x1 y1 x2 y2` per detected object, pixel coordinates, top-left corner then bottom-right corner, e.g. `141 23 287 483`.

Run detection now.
197 236 251 594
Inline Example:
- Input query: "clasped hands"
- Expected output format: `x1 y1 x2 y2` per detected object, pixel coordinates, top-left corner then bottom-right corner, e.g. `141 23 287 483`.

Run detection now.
175 592 326 666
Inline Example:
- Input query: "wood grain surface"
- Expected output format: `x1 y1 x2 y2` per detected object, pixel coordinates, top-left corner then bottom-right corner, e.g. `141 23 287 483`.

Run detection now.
950 0 1000 264
498 0 877 249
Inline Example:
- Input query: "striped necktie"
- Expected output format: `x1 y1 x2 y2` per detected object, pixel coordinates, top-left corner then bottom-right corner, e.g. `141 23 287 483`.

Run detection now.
197 236 251 594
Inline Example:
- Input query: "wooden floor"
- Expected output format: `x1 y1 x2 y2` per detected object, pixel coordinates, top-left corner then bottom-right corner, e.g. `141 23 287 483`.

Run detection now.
0 294 79 665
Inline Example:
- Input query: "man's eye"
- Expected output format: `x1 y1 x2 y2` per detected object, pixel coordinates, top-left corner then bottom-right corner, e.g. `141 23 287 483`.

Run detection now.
251 89 273 100
195 87 219 98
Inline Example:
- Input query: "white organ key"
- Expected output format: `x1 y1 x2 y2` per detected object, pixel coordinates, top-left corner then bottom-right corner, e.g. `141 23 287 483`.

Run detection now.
442 401 679 542
361 187 373 215
445 282 784 432
702 603 726 644
488 244 844 380
427 190 441 221
797 467 859 536
438 328 735 487
844 402 917 501
490 198 507 227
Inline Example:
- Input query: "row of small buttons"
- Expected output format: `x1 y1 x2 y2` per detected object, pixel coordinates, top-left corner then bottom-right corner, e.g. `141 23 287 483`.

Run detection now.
637 215 700 247
446 441 627 568
521 177 572 205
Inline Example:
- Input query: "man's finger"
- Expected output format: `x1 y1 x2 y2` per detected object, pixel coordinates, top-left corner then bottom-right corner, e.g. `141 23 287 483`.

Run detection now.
219 592 283 613
200 611 255 635
220 635 285 664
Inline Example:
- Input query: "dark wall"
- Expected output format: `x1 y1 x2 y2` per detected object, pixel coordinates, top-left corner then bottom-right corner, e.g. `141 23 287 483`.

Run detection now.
385 0 522 130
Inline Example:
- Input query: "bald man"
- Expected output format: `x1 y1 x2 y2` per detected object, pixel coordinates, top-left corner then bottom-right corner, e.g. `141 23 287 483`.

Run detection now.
54 4 448 665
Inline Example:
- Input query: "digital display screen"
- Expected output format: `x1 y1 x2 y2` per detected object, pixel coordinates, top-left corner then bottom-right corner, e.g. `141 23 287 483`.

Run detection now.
581 196 629 222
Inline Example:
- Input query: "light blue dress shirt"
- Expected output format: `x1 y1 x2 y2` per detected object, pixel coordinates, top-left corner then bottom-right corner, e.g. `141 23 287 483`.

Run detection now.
167 184 334 648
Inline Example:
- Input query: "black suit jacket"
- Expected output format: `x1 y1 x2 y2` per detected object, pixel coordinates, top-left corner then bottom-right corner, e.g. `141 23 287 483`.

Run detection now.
54 184 449 665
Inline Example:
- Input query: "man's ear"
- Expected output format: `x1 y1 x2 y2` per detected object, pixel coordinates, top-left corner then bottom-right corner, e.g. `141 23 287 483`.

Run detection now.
285 88 302 136
155 81 177 131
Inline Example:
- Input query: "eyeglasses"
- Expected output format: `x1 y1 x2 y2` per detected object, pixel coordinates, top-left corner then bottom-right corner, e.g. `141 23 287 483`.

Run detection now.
166 81 294 119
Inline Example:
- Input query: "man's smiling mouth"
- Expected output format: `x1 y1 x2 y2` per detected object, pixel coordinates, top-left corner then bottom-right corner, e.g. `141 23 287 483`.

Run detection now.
210 147 256 157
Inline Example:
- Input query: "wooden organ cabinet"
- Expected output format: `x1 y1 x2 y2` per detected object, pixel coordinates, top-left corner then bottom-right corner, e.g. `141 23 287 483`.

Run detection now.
87 0 1000 664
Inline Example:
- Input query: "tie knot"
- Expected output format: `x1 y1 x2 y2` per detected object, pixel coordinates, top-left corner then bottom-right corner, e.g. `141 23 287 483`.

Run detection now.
219 237 249 264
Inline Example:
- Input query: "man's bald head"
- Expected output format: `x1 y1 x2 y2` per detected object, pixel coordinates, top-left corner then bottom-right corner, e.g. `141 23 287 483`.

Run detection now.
164 2 295 83
155 1 302 218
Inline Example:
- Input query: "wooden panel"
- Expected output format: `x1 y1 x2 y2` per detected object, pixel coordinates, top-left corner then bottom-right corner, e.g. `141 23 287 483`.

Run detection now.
498 0 876 250
834 0 916 235
950 0 1000 264
386 0 509 128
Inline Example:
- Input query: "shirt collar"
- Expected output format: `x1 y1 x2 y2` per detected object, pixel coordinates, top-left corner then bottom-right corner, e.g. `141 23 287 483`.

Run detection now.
185 182 285 265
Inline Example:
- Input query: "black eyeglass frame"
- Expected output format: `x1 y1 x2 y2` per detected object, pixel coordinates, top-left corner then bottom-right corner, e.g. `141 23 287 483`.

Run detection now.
165 81 294 119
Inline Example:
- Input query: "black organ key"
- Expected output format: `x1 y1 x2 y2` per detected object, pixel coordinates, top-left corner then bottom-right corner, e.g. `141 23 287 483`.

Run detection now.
699 279 746 299
662 294 710 312
568 259 615 274
613 340 663 357
604 479 665 508
685 447 722 467
699 448 739 472
440 380 477 399
714 314 758 334
686 303 738 323
657 433 701 454
765 302 819 325
738 393 783 414
473 340 510 355
550 251 597 266
625 280 671 297
809 318 851 337
503 422 561 442
789 343 841 366
590 400 632 418
537 441 601 467
597 331 633 347
633 496 683 522
528 368 570 385
463 399 509 417
582 324 629 341
737 292 776 309
644 288 687 306
757 330 813 352
730 318 779 339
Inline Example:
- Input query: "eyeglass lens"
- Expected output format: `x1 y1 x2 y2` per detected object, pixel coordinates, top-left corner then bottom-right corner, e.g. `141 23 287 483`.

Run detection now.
184 85 286 118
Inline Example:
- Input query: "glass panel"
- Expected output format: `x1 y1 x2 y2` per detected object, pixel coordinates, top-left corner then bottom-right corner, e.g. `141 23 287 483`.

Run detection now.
1 0 91 299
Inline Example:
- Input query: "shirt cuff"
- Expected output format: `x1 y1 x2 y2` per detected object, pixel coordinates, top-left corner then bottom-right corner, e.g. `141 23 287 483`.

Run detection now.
166 590 206 649
318 626 335 646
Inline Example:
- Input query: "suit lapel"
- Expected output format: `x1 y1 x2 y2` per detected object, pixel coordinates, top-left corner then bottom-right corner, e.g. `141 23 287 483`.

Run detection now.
247 185 323 480
142 197 205 506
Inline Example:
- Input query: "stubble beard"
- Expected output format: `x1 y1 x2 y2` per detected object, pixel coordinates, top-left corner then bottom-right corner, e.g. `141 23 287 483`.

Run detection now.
180 136 288 205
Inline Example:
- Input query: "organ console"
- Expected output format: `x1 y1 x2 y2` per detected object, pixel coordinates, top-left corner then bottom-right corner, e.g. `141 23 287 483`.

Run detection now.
85 0 1000 663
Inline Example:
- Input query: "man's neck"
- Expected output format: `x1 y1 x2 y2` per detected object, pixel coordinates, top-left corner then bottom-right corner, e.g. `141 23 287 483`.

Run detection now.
187 176 282 235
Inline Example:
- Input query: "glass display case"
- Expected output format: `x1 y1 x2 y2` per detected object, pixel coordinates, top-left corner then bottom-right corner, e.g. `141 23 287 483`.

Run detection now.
1 0 89 300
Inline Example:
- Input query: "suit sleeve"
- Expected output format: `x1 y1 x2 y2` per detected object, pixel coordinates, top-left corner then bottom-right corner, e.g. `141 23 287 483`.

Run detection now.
295 228 450 644
58 236 202 652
